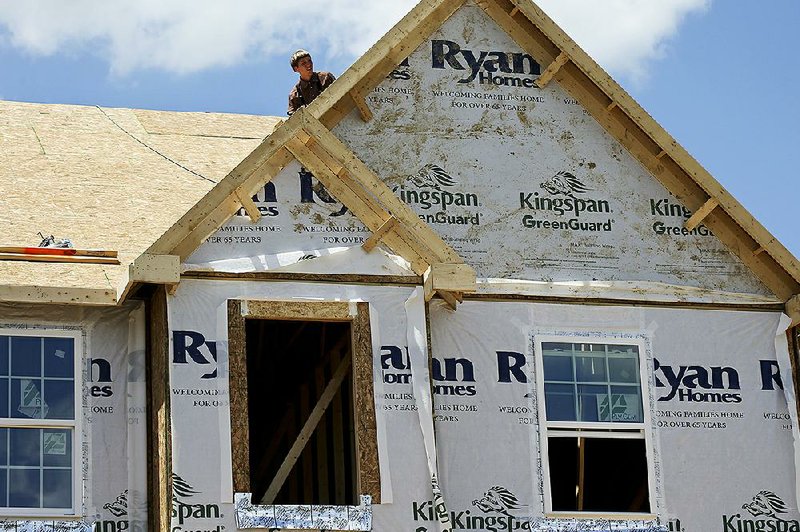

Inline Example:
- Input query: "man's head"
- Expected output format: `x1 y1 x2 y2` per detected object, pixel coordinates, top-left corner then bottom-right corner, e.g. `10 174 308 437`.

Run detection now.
291 49 314 81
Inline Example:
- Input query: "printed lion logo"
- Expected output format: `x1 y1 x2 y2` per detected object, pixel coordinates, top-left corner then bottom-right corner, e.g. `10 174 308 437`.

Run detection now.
742 491 788 519
472 486 525 516
539 171 590 197
408 164 457 190
103 489 129 517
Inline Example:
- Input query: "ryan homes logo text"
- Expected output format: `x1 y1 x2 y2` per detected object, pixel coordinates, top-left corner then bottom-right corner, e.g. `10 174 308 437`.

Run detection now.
654 358 784 403
520 171 615 233
432 39 541 88
395 164 482 226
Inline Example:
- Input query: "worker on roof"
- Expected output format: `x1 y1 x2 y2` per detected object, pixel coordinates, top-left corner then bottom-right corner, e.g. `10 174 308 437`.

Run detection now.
288 50 336 116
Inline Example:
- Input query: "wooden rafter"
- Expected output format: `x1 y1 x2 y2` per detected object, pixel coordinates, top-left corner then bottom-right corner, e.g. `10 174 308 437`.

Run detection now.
685 198 718 231
535 51 569 88
349 87 374 122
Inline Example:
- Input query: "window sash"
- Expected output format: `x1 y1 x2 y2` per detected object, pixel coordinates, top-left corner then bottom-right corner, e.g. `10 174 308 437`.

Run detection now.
534 334 656 517
0 328 81 517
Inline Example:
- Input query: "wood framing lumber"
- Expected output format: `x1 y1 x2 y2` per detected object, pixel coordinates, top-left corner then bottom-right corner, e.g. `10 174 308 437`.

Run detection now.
439 289 460 310
285 136 432 273
606 102 618 112
0 246 118 258
298 112 464 265
0 253 119 265
235 190 262 223
535 51 569 88
262 352 352 504
685 198 718 231
786 295 800 327
146 285 172 532
349 88 374 122
128 253 180 285
0 285 116 305
429 263 477 294
362 217 398 252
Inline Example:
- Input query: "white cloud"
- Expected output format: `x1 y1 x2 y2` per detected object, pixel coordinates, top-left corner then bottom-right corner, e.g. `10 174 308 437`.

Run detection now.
0 0 708 80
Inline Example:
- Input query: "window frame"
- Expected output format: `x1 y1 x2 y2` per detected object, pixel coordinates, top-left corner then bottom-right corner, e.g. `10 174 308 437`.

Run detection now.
533 334 656 519
0 327 83 518
227 299 380 525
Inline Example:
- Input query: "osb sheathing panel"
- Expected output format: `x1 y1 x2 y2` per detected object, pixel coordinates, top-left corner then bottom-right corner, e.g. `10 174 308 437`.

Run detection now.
0 100 282 296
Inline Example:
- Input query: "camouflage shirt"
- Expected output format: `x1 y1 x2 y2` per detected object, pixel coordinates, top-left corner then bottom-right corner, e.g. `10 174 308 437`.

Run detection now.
287 71 336 115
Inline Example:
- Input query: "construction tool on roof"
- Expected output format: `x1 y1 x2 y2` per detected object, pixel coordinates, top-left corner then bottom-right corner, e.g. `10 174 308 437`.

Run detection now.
0 233 120 265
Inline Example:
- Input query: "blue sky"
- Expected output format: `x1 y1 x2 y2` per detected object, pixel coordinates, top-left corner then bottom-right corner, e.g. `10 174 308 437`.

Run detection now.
1 0 798 256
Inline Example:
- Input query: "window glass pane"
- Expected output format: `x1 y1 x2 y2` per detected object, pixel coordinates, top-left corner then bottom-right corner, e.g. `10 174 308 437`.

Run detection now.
10 428 40 466
543 355 573 381
44 380 74 420
10 337 41 377
43 469 72 509
608 357 639 383
542 342 573 353
610 386 643 423
0 428 6 465
43 430 71 467
0 468 6 507
44 338 73 379
0 337 8 376
608 344 639 356
545 383 576 421
0 378 8 418
578 384 608 422
11 378 46 419
9 468 39 508
576 356 606 382
577 343 606 354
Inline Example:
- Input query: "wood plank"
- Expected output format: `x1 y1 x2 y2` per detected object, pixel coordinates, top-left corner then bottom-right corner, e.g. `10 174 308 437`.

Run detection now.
535 51 569 88
0 285 116 306
227 300 249 493
429 263 477 293
0 246 118 258
146 285 172 532
262 353 352 504
235 190 262 223
684 198 718 231
0 253 119 265
286 137 432 273
350 88 374 122
299 113 463 265
438 290 460 310
362 217 397 252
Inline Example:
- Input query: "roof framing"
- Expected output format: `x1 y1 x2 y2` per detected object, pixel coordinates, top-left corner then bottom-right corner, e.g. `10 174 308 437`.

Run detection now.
149 0 800 311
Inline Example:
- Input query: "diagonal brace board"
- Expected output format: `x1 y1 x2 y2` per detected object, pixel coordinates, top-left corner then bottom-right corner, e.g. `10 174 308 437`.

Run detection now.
262 352 352 505
298 111 465 266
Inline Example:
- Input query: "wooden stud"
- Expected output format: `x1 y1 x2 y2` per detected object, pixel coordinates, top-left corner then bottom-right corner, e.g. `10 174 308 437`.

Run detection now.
262 353 352 504
350 88 374 122
146 286 172 532
362 217 398 252
234 190 262 223
684 198 718 231
535 51 569 88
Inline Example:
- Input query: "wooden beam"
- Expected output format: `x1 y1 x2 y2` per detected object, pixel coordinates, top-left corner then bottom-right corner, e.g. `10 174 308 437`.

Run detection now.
350 87 374 122
262 353 352 504
438 290 460 310
362 217 397 252
786 295 800 327
0 285 116 305
428 263 477 294
128 253 180 285
0 246 117 258
235 190 262 223
146 285 172 532
535 51 569 88
684 198 718 231
0 253 119 265
299 112 463 265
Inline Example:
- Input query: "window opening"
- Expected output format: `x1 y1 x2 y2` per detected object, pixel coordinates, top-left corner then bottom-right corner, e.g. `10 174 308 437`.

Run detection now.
538 339 652 514
245 319 357 506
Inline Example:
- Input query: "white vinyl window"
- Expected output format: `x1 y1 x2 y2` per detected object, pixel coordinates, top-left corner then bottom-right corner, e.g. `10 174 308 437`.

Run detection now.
0 329 81 517
534 336 655 517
